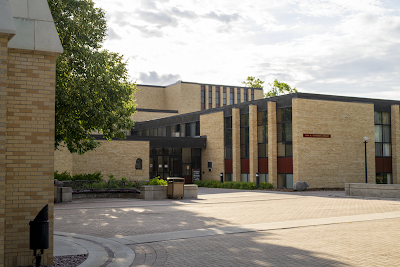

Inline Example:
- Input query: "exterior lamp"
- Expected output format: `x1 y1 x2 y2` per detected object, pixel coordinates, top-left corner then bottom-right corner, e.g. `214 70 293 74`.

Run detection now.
363 136 369 183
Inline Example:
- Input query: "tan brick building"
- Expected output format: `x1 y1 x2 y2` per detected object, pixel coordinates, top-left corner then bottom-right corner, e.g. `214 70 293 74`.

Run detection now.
0 0 63 266
56 82 400 189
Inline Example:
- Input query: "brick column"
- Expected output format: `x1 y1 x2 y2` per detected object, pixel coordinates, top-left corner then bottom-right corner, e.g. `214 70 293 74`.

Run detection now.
268 101 277 187
4 51 57 266
292 98 299 184
249 105 258 182
232 108 241 182
392 105 400 184
0 35 10 267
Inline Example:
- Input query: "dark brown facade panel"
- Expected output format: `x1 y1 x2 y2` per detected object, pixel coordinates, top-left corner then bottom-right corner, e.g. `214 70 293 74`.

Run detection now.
258 158 268 173
241 158 249 173
277 158 286 173
286 157 293 173
225 159 233 173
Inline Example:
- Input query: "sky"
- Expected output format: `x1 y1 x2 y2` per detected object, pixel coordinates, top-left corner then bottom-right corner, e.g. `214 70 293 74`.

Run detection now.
95 0 400 100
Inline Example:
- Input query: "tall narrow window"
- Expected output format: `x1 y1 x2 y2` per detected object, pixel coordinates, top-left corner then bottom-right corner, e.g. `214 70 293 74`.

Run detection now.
237 88 241 104
251 89 254 101
201 85 205 110
208 85 212 109
230 88 234 105
375 111 392 184
223 87 227 106
216 86 220 108
277 107 293 188
240 113 249 182
224 116 233 181
258 110 268 183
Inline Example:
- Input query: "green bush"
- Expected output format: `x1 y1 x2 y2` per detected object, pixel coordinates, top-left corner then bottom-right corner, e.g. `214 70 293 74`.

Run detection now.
54 171 72 181
194 180 273 190
258 182 274 189
149 177 168 185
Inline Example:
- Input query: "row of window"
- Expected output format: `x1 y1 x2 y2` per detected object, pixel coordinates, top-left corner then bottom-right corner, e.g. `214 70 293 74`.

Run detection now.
135 121 200 137
201 86 255 110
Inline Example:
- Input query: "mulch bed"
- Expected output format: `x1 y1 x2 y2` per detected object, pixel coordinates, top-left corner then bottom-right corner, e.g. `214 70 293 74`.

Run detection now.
24 254 88 267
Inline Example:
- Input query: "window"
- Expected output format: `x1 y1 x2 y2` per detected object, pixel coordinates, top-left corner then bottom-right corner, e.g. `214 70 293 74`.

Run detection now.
196 121 200 136
375 111 392 184
201 85 205 110
223 87 227 106
240 114 249 158
225 117 232 159
230 88 234 105
375 111 391 157
244 89 247 102
185 123 191 137
277 107 292 188
257 110 268 157
216 86 220 108
237 88 241 104
251 89 254 101
277 107 292 157
208 86 212 109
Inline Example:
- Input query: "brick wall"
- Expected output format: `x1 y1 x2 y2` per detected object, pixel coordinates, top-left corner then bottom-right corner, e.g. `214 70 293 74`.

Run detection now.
131 111 178 122
4 50 56 266
135 85 166 110
292 98 375 188
200 111 224 181
55 140 149 181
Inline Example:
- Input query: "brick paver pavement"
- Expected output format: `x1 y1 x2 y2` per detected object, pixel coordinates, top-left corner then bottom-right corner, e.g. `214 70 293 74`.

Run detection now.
54 189 400 266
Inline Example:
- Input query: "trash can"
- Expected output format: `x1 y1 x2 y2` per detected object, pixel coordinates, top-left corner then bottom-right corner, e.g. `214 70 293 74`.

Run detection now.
167 177 185 199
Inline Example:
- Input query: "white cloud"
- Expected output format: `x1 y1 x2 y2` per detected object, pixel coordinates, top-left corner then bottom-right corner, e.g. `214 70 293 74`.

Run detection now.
97 0 400 100
138 71 181 85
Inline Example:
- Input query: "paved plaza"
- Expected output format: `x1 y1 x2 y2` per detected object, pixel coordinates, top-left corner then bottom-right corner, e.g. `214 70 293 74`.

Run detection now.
54 188 400 266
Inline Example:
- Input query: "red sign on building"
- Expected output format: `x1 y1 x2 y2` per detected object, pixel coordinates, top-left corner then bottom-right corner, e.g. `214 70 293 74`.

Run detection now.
303 134 331 138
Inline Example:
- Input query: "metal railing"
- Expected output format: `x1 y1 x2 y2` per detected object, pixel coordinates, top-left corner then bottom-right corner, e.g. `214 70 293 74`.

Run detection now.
58 180 150 194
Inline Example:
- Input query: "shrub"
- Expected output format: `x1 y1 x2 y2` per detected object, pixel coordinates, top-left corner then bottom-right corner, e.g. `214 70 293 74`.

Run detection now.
72 172 103 181
54 171 72 181
149 177 168 185
258 182 274 189
194 180 273 190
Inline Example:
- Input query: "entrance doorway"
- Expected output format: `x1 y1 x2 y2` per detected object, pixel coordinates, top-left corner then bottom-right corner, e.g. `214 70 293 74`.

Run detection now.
149 148 182 179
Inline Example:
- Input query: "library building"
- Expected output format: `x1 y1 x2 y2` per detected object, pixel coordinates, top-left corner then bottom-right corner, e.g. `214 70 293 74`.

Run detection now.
55 81 400 188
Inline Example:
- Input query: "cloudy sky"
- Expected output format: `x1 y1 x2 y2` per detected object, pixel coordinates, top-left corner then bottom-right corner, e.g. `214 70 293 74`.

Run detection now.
95 0 400 100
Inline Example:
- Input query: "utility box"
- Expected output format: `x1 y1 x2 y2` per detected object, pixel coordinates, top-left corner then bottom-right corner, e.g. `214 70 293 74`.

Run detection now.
167 177 184 199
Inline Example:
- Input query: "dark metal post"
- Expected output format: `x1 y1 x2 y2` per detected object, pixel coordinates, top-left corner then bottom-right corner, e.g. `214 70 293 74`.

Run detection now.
220 173 223 183
364 140 368 183
256 173 259 188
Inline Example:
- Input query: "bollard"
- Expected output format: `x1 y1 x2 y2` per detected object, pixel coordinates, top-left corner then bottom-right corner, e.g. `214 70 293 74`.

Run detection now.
220 173 223 183
256 173 259 188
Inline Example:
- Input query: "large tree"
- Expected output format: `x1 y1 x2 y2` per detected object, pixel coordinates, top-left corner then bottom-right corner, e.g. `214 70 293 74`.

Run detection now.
49 0 137 154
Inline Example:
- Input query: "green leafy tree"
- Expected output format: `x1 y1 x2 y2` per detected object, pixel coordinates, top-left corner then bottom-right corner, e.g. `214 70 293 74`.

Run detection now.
242 76 264 88
49 0 137 154
264 79 298 98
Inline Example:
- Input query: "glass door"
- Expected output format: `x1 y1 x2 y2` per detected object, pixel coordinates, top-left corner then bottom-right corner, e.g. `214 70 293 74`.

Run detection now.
170 156 181 177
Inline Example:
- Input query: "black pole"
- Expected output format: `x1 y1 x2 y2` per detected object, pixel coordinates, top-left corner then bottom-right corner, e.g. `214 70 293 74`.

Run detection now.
220 173 223 183
364 140 367 183
256 173 259 188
